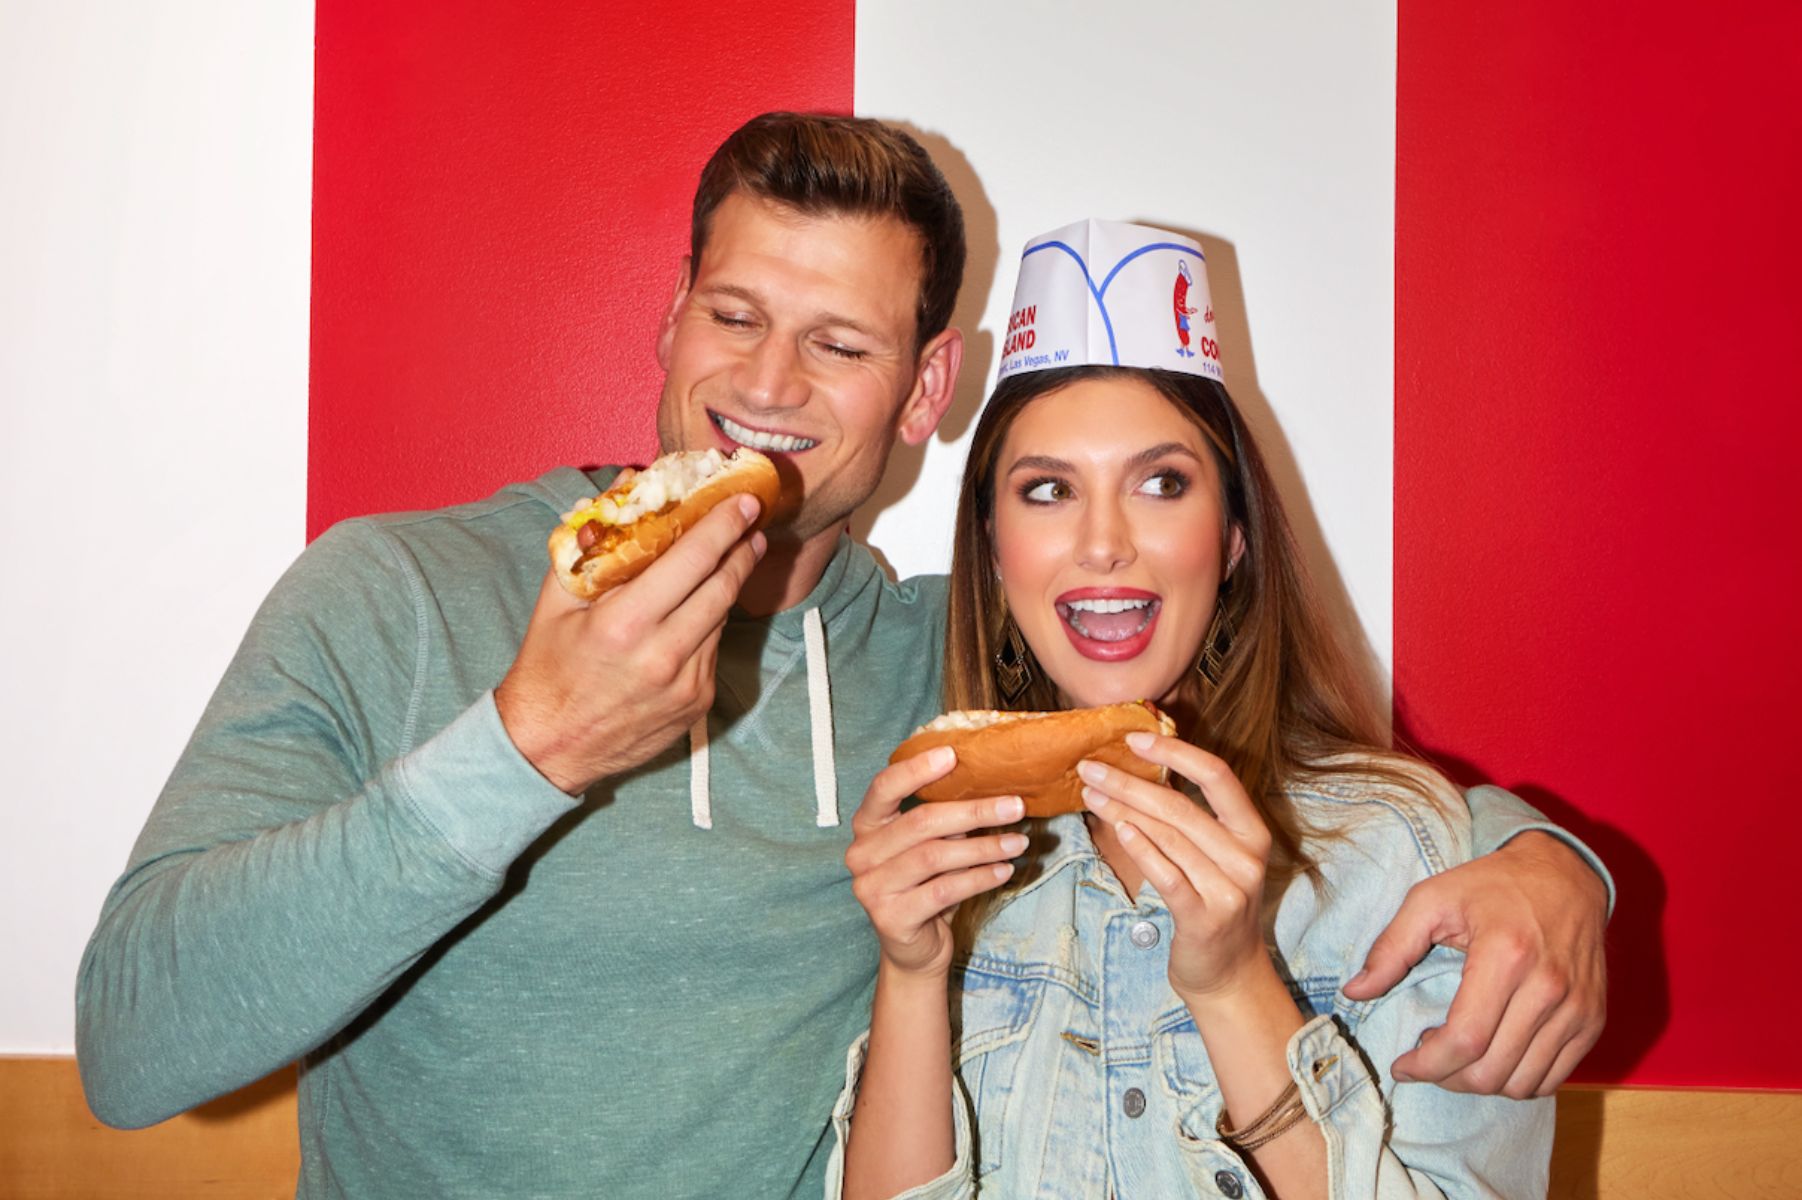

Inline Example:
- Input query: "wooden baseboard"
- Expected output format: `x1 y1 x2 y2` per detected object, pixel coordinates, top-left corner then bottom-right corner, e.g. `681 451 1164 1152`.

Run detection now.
1549 1084 1802 1199
3 1058 1799 1198
0 1058 299 1200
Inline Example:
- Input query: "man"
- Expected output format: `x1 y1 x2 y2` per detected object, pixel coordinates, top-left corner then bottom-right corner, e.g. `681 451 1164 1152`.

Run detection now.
78 113 1608 1198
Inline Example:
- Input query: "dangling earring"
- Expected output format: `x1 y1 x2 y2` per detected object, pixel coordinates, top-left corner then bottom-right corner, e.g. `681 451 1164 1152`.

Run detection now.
1196 597 1235 687
994 616 1034 703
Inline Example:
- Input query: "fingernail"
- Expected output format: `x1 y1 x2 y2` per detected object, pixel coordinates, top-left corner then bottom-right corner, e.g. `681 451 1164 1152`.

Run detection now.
1000 833 1029 855
737 494 760 520
1125 731 1154 753
750 531 768 558
1347 969 1368 989
994 862 1015 881
1393 1068 1414 1082
1076 760 1105 784
998 796 1024 821
1115 821 1138 843
1082 786 1109 811
929 746 955 770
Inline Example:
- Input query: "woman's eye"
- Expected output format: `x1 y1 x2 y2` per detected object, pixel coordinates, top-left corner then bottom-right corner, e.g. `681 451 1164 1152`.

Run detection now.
1138 471 1189 498
1022 478 1070 503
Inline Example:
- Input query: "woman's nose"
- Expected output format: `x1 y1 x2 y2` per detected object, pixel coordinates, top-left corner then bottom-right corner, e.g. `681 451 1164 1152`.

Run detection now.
734 335 809 411
1075 499 1136 573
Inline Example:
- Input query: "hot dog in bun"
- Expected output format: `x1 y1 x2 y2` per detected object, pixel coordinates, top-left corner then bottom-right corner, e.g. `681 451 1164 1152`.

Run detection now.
890 700 1176 817
549 447 782 601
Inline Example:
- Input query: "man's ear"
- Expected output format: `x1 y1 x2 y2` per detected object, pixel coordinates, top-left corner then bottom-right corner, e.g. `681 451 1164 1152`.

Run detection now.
655 256 695 371
895 327 965 446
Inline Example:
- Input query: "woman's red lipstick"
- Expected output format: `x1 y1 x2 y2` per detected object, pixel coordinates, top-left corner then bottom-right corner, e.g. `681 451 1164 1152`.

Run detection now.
1054 587 1162 662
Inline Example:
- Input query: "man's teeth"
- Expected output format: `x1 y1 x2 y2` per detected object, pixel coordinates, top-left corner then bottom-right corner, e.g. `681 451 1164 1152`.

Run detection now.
713 413 817 452
1065 597 1153 614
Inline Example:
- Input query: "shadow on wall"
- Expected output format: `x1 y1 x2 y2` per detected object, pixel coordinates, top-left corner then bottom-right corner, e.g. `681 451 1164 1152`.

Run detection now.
1392 729 1670 1086
1158 222 1390 713
847 123 999 578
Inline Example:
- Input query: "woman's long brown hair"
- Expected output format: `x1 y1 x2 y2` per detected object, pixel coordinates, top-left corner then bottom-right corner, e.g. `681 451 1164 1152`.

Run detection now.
945 367 1439 918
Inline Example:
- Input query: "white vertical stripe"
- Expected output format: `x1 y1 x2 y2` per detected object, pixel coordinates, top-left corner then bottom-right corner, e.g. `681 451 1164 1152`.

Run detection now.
0 1 315 1052
854 0 1397 699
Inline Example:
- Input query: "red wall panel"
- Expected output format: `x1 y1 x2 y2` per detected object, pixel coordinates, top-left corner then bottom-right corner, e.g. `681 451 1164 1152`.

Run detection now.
309 1 853 537
1396 4 1802 1085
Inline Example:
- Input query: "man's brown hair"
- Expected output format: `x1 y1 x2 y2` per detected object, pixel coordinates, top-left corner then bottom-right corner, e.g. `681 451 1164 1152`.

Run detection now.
690 112 966 348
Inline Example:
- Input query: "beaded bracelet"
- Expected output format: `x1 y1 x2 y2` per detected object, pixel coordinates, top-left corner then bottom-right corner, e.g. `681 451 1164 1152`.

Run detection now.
1216 1080 1311 1151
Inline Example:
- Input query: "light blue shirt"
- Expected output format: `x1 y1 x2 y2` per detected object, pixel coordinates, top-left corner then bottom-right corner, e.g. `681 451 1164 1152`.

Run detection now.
829 766 1556 1198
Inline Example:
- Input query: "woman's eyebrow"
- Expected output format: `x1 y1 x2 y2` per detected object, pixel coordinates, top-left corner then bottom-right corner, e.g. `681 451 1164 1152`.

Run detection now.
1005 443 1204 476
1127 442 1206 469
1005 454 1073 475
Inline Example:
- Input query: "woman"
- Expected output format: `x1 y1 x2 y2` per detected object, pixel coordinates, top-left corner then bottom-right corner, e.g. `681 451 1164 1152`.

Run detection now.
829 220 1552 1199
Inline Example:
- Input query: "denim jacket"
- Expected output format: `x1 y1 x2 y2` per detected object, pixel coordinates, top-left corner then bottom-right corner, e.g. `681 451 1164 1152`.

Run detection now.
827 766 1554 1199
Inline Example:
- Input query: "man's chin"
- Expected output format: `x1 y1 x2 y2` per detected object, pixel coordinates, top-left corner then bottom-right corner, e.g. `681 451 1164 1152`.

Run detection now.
765 507 839 548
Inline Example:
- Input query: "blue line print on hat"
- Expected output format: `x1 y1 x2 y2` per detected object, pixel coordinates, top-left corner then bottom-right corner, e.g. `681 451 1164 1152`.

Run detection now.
1022 239 1205 367
1021 241 1112 361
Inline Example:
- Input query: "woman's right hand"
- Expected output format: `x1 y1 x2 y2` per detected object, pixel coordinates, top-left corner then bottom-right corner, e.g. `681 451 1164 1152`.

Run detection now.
846 747 1027 978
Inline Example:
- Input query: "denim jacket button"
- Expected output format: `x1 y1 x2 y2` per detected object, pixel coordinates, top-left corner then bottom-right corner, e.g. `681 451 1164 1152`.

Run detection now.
1129 919 1160 949
1122 1086 1147 1118
1214 1169 1244 1198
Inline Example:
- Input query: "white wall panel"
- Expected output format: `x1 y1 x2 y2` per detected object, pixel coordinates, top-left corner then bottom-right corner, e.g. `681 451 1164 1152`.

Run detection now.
854 0 1396 688
0 0 1392 1056
0 1 314 1051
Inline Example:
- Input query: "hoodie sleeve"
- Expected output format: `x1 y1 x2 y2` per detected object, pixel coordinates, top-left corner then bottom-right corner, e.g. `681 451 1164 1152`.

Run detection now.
75 520 580 1129
1465 784 1614 916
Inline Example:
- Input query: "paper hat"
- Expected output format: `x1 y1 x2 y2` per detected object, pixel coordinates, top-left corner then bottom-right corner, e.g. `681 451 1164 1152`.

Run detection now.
995 218 1222 384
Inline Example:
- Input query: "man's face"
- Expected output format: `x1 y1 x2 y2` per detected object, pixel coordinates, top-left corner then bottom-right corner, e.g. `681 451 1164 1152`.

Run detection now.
655 193 955 543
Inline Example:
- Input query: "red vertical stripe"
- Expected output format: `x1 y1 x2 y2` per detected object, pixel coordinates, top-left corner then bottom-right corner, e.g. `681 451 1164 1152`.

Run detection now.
1396 4 1802 1085
309 1 854 537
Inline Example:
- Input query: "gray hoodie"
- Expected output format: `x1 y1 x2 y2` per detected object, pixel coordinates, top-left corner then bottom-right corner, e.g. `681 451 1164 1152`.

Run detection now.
76 466 948 1199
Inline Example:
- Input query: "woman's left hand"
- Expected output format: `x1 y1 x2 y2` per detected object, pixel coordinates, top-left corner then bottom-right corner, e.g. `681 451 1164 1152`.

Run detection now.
1078 732 1274 1003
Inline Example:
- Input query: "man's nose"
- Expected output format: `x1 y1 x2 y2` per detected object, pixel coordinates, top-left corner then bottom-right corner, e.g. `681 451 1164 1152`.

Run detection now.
734 334 809 411
1075 498 1136 574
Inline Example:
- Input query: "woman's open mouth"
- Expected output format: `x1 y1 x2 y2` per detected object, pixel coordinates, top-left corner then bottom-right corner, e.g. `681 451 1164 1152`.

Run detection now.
1054 589 1162 662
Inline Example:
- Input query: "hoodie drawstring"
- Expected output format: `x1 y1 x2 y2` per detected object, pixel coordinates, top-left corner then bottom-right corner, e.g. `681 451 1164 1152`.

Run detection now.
803 606 839 827
687 710 712 830
687 606 837 830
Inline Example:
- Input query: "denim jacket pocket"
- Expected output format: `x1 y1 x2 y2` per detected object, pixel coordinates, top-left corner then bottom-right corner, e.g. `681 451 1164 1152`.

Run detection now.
951 957 1045 1178
1153 976 1339 1140
1151 1005 1219 1138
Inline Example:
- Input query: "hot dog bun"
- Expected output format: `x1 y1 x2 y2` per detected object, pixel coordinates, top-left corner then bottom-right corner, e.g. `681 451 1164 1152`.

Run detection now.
549 448 782 601
890 700 1177 817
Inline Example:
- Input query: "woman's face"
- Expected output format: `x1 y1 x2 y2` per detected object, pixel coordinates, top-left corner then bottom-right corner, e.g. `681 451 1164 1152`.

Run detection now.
992 376 1241 709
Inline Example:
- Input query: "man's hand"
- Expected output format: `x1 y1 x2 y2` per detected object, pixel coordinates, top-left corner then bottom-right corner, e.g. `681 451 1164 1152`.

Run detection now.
1342 831 1608 1098
494 494 766 794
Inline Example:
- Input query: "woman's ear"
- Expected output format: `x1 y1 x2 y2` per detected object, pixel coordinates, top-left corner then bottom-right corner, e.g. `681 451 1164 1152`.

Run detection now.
1225 524 1247 580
